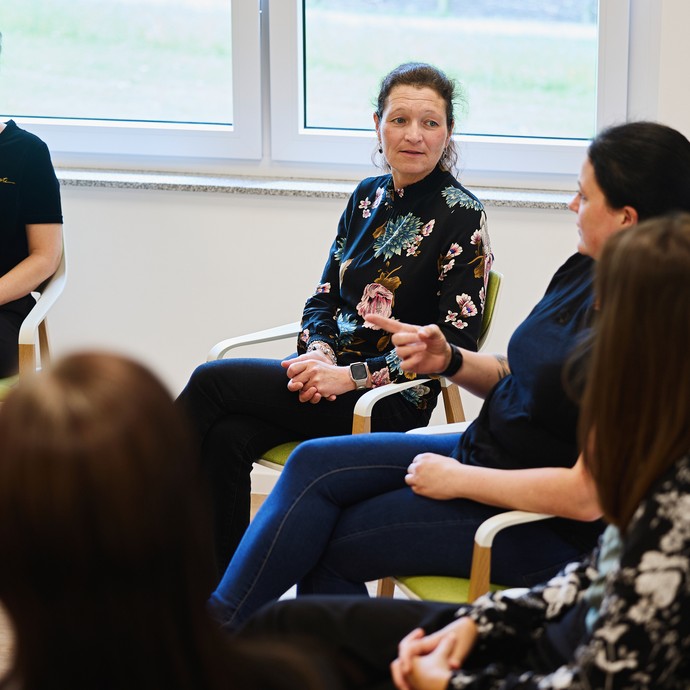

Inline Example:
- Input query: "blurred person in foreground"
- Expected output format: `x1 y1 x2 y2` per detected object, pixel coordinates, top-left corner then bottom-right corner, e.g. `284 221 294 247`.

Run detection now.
0 352 335 690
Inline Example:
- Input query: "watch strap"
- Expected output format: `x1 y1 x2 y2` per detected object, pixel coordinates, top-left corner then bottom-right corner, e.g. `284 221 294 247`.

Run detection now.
438 344 464 377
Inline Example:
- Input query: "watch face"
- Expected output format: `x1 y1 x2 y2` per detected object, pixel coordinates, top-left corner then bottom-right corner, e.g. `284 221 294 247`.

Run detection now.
350 362 368 380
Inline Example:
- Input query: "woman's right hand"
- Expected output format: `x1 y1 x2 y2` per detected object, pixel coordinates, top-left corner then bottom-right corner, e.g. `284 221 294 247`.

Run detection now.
405 453 466 500
281 357 354 403
365 314 451 375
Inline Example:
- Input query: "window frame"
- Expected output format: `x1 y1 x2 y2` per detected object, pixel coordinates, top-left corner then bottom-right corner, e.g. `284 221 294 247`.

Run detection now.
269 0 631 188
5 0 263 165
3 0 632 186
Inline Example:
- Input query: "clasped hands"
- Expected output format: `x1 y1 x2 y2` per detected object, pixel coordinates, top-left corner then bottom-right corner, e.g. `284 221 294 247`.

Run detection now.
391 617 478 690
281 351 354 404
283 313 452 405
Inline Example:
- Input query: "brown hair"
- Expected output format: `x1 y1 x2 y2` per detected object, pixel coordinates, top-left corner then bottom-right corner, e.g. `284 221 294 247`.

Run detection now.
374 61 461 172
580 214 690 530
0 352 326 690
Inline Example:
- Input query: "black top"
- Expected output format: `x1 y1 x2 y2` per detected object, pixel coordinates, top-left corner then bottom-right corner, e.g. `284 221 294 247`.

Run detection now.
0 120 63 278
456 253 603 553
298 165 492 410
457 253 594 470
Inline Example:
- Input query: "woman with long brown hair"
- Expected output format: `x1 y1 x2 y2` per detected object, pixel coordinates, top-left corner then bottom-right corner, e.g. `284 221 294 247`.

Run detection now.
0 353 331 690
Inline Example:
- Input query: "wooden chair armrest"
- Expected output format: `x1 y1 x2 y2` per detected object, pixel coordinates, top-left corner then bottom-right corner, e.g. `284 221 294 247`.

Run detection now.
352 375 467 434
352 378 434 434
468 510 554 600
208 321 301 361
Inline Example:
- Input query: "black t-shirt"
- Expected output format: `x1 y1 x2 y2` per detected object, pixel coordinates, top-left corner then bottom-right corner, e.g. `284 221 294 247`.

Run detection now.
0 120 63 278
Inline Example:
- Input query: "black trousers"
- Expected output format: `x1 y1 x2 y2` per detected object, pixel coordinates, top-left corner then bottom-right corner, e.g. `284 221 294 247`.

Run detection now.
238 595 570 689
176 356 433 576
0 295 35 378
239 596 458 690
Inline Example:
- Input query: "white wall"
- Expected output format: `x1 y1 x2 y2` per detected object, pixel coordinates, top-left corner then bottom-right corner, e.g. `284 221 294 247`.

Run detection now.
54 185 577 414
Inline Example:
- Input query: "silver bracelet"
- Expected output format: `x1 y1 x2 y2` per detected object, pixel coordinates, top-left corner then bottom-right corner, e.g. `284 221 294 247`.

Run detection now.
307 340 337 365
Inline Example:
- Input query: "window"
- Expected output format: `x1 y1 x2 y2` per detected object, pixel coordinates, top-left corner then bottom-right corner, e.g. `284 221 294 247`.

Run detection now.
0 0 261 161
303 1 598 139
271 0 630 186
2 0 632 185
3 0 234 124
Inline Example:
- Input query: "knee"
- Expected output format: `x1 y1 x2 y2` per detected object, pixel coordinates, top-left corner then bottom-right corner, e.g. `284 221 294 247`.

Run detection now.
178 360 236 411
187 360 225 393
286 436 343 475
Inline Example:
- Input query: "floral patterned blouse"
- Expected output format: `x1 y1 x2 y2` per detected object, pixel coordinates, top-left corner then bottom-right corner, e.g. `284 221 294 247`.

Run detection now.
298 165 491 410
447 453 690 689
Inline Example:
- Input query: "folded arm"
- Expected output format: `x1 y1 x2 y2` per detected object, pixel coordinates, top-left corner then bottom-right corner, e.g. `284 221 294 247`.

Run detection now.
0 224 62 306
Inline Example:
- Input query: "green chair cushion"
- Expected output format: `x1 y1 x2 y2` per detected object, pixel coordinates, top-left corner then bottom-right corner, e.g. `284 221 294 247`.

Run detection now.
0 375 18 402
261 441 300 467
395 575 506 604
479 270 501 346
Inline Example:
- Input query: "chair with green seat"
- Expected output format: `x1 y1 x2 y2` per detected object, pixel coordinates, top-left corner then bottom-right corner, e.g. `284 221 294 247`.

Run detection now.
0 245 67 403
391 509 555 604
206 269 503 472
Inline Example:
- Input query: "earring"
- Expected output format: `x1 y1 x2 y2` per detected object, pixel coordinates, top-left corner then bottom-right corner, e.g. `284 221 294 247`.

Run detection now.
378 144 383 154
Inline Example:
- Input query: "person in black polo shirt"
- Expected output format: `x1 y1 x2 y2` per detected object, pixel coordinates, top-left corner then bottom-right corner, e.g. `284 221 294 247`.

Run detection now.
0 33 63 377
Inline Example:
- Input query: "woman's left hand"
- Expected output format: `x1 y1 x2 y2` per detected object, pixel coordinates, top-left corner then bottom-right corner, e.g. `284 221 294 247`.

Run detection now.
281 359 354 403
405 453 464 499
396 634 455 690
391 618 478 690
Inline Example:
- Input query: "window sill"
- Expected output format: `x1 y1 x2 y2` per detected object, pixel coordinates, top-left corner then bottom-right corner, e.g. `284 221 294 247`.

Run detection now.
57 168 571 210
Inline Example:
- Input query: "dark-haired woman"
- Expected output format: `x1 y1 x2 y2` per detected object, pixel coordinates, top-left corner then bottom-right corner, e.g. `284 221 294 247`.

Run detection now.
177 62 491 573
208 121 690 629
240 213 690 690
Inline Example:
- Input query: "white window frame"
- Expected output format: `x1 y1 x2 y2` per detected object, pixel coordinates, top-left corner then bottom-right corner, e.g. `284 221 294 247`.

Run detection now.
7 0 263 165
269 0 630 188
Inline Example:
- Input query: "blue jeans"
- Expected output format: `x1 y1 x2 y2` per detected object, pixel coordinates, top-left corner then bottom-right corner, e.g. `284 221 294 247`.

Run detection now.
176 357 432 575
209 432 599 629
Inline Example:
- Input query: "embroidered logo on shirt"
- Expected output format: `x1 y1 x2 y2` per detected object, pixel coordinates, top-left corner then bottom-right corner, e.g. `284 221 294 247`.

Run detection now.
0 177 16 185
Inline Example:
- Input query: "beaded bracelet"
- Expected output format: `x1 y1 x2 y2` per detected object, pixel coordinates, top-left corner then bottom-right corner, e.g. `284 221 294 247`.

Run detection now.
307 340 337 365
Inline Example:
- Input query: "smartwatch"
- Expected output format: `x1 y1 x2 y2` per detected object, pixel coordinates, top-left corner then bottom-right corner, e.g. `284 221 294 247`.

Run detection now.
349 362 369 389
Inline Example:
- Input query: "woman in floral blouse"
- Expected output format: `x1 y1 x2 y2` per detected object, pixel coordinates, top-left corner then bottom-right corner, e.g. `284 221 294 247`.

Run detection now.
239 213 690 690
177 62 491 574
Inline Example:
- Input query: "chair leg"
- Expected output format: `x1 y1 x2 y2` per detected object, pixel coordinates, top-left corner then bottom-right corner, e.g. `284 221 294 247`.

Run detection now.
352 413 371 435
442 383 466 424
376 577 395 597
18 343 36 376
467 543 491 602
38 321 51 368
